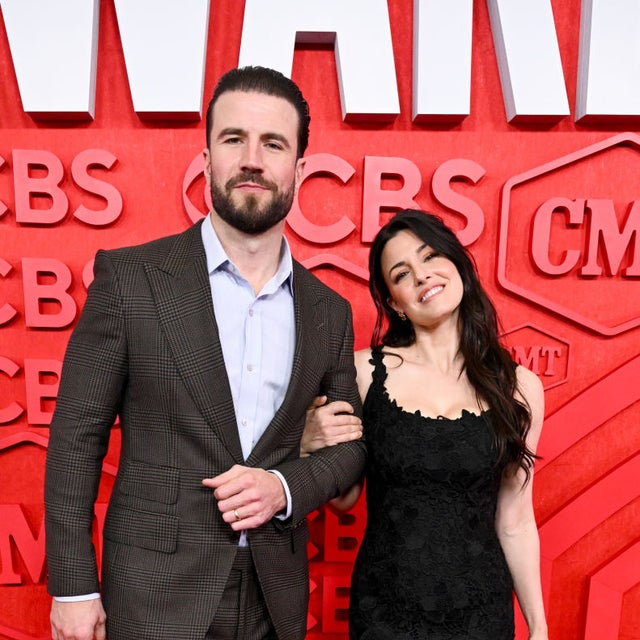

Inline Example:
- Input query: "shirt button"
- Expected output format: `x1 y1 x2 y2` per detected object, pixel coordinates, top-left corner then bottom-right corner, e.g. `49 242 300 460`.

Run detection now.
247 364 254 372
242 419 248 427
248 309 254 317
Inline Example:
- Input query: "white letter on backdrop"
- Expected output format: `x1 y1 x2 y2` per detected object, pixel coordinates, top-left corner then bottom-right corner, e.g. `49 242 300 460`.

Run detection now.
576 0 640 121
487 0 569 122
0 0 99 118
413 0 473 123
239 0 399 121
114 0 209 117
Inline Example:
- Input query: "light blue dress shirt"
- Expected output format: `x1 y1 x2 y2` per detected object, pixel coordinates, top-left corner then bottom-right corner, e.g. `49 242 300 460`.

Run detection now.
201 215 295 544
200 215 295 460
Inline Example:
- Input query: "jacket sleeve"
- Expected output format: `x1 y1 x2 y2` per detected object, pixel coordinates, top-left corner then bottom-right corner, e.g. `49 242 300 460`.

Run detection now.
274 300 366 526
44 251 127 597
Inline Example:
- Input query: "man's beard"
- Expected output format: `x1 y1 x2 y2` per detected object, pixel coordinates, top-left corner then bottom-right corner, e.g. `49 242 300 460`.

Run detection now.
211 171 295 235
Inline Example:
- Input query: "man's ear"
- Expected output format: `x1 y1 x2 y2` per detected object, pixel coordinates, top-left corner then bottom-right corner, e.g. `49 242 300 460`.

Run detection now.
294 157 306 194
202 148 212 187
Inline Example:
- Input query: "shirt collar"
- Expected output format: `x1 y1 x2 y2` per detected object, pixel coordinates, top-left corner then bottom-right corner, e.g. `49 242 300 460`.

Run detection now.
200 213 294 291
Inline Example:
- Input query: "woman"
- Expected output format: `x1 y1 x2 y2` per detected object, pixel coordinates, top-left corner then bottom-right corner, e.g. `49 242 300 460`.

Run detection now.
302 210 548 639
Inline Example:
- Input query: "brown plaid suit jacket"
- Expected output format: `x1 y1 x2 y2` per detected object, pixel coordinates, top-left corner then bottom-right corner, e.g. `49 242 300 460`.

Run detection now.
45 220 366 640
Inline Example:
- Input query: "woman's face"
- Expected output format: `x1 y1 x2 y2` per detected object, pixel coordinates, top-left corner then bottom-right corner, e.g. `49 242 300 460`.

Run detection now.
380 230 464 330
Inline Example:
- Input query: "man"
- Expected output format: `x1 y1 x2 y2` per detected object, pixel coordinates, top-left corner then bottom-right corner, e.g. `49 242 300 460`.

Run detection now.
45 66 365 640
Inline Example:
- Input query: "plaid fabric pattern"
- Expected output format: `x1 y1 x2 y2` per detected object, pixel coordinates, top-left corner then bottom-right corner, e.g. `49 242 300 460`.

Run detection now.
45 221 366 640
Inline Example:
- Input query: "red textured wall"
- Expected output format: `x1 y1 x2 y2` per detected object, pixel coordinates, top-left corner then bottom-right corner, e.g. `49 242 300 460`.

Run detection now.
1 2 639 639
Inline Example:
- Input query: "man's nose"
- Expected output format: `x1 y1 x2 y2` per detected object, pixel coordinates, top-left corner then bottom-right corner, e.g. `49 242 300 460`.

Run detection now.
240 141 264 172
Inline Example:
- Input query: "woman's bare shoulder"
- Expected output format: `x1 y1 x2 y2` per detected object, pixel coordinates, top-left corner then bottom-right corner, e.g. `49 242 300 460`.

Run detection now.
515 364 545 443
515 364 544 402
354 347 372 368
354 348 374 401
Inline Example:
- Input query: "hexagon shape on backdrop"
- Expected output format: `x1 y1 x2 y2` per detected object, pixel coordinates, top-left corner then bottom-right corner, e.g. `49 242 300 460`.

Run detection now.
501 324 570 390
498 132 640 336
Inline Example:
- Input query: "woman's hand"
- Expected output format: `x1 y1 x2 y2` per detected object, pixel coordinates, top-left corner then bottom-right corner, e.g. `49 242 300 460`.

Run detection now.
301 396 363 456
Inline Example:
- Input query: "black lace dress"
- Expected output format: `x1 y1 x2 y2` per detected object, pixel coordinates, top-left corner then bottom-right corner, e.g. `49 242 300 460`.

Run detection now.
349 347 514 640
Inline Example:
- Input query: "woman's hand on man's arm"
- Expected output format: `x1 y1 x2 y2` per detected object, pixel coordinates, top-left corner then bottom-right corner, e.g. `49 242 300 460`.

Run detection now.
301 395 363 456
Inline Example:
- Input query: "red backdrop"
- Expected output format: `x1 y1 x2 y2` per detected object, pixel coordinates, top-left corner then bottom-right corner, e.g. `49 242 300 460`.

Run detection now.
0 2 639 639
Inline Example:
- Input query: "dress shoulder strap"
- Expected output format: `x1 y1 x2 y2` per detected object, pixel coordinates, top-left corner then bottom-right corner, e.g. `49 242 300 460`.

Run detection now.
368 345 388 387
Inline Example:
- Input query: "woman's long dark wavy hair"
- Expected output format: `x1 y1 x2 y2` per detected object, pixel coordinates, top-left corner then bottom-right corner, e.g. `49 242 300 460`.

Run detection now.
370 209 536 480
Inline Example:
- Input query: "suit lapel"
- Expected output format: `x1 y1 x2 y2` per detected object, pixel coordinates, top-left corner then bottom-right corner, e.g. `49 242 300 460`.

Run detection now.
144 222 244 463
247 263 325 465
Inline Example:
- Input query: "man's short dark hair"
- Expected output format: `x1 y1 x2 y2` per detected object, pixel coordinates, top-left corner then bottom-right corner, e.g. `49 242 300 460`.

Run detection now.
205 66 311 159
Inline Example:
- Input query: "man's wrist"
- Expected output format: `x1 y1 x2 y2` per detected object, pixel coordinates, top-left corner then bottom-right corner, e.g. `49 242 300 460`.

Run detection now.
53 593 101 602
268 469 292 519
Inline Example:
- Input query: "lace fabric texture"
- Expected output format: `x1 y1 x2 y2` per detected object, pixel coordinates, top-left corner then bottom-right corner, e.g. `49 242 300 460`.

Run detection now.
349 347 514 640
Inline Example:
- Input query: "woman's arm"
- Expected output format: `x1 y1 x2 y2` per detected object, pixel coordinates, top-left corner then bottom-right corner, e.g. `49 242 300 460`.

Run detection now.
300 395 364 511
495 365 548 640
299 349 373 511
300 348 374 456
300 395 362 456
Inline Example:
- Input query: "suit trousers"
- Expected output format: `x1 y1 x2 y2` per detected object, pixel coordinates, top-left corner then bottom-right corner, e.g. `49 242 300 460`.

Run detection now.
205 548 277 640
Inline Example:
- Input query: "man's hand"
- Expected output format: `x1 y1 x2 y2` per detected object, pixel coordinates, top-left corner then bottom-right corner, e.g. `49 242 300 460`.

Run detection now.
51 598 106 640
202 465 287 530
301 396 362 456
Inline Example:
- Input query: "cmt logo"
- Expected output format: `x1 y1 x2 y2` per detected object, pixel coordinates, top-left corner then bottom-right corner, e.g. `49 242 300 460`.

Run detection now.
498 132 640 336
501 325 569 390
